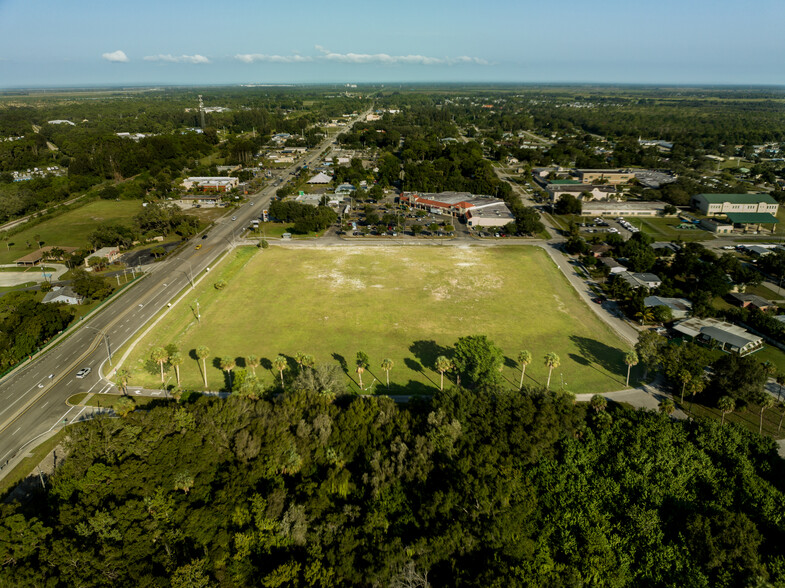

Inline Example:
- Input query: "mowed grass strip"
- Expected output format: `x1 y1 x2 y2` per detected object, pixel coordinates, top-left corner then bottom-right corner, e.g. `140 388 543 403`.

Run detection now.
123 245 635 394
0 200 144 265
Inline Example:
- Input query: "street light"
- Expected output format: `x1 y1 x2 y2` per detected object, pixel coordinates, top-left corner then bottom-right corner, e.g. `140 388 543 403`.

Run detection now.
84 326 112 367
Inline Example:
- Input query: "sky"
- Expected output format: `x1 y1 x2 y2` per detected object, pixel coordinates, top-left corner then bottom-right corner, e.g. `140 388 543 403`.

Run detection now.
1 0 784 88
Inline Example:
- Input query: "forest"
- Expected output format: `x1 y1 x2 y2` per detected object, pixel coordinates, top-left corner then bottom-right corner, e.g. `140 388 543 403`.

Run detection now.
1 382 783 587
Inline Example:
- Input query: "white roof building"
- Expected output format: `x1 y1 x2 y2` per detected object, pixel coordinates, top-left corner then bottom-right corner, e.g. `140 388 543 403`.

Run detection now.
307 172 333 184
673 317 763 356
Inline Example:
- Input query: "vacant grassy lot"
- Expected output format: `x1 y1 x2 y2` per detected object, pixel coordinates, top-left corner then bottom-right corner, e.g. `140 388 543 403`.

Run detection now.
122 245 635 394
0 200 144 264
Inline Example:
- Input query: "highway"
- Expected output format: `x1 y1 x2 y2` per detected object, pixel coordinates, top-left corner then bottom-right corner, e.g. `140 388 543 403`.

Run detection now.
0 109 370 477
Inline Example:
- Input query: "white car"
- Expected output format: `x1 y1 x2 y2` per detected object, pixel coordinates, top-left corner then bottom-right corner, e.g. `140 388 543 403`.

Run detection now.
76 368 91 379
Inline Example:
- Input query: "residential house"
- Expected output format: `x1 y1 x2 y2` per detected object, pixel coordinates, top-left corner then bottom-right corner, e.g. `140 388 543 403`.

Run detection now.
673 317 763 356
728 293 776 312
42 286 84 305
644 296 692 319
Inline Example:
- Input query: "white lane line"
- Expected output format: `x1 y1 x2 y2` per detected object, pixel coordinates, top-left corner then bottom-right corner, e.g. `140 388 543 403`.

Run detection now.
48 407 77 432
12 427 20 436
0 379 46 419
42 402 49 408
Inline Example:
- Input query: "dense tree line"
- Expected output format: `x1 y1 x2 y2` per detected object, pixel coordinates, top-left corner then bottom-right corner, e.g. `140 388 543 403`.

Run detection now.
0 291 73 368
269 201 337 234
1 382 783 586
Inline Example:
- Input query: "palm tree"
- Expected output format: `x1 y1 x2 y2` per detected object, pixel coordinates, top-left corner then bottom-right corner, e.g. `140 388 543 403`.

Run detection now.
115 368 131 395
302 354 315 370
246 355 259 376
759 395 776 435
544 352 560 389
517 350 532 391
356 351 369 390
272 355 288 388
624 351 638 387
294 352 307 370
114 396 136 418
658 398 675 415
220 356 236 390
717 396 735 427
196 345 210 388
381 358 394 389
435 356 452 392
169 352 183 387
590 394 607 413
678 370 692 404
150 347 169 384
634 308 655 325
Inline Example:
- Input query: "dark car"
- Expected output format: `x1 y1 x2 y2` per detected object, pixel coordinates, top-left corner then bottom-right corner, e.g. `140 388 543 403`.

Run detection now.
201 234 208 239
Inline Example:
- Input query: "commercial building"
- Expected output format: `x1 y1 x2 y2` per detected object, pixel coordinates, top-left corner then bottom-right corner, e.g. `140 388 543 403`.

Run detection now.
400 191 514 227
581 201 669 217
673 317 763 356
465 202 515 228
546 183 616 202
14 246 79 267
576 169 636 184
691 193 779 217
181 177 239 192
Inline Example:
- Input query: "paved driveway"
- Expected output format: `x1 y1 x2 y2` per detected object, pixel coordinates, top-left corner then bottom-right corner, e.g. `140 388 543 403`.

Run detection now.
0 263 68 287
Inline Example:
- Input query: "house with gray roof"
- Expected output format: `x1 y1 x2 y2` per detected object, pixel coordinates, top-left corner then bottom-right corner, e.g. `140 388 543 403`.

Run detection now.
673 317 763 356
42 286 84 305
644 296 692 319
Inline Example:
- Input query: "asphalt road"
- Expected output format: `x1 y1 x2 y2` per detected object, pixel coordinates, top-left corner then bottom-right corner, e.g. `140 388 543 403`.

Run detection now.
0 110 370 477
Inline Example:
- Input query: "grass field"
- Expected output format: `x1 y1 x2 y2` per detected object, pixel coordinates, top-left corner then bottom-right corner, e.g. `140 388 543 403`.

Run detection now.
637 217 714 242
121 245 636 395
0 200 144 265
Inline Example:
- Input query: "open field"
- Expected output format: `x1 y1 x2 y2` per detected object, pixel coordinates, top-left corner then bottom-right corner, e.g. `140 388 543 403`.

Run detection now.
637 217 714 242
0 200 144 265
122 245 636 394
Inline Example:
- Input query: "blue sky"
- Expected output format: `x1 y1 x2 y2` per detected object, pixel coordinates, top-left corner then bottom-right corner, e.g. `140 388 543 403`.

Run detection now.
1 0 784 87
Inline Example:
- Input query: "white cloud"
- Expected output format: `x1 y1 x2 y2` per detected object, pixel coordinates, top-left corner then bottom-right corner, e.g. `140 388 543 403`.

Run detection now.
102 50 129 63
233 47 489 66
144 54 210 64
314 45 489 66
235 53 313 64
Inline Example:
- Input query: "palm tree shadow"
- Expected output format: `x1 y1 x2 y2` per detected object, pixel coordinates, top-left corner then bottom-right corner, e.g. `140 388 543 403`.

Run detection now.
404 357 438 386
503 355 518 369
569 335 626 384
332 353 348 374
409 340 452 371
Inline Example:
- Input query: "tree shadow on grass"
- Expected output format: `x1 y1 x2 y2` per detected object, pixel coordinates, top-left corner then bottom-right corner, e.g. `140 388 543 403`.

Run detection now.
409 340 452 371
569 335 626 385
332 353 348 374
503 355 518 369
403 357 438 387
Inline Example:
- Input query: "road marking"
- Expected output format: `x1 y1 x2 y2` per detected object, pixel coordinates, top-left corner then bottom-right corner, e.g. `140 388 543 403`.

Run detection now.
12 428 20 436
42 402 48 408
0 380 46 419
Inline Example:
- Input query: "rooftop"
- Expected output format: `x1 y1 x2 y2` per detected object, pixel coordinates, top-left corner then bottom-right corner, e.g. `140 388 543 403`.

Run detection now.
695 193 777 205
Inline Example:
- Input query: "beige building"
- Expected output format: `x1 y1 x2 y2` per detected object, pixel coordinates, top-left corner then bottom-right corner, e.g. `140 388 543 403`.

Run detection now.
547 184 616 202
691 193 779 217
181 177 239 192
576 169 635 184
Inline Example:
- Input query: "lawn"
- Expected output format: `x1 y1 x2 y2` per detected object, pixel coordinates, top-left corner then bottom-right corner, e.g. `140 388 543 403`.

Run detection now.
637 217 715 242
0 200 144 265
121 245 636 395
